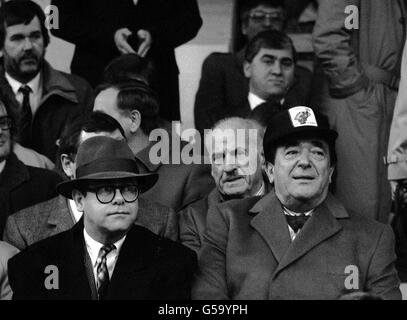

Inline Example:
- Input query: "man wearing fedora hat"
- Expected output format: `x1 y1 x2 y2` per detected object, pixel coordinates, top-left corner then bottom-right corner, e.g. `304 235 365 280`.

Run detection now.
193 106 401 300
8 136 196 300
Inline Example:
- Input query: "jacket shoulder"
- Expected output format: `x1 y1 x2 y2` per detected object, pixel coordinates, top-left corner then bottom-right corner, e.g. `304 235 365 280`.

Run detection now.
203 52 237 67
8 196 59 224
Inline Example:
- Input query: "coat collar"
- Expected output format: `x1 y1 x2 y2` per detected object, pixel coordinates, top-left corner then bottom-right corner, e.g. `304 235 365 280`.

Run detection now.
249 192 349 274
46 195 76 233
0 59 79 107
0 152 30 191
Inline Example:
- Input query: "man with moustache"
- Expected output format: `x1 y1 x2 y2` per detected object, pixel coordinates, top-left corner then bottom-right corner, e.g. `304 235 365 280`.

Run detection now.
179 117 270 254
0 0 93 160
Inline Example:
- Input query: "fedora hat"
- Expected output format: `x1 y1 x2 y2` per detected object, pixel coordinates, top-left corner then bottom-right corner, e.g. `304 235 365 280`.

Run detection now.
57 136 158 199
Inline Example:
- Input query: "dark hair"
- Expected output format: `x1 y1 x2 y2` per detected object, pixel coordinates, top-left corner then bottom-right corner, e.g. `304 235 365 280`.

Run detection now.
55 112 127 178
82 111 125 140
0 0 50 49
103 54 156 86
240 0 285 22
245 29 297 63
95 81 160 135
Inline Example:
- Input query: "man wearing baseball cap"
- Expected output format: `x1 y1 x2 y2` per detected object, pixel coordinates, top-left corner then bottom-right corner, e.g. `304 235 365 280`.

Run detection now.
8 136 196 300
193 106 401 300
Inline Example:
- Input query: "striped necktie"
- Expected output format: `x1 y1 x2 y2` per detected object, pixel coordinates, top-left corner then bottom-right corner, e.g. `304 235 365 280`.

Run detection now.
96 244 115 300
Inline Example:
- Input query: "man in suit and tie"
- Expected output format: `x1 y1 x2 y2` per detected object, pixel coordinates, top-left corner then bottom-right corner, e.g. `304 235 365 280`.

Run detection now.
194 0 312 136
0 0 93 161
193 106 401 299
3 112 179 249
8 136 196 300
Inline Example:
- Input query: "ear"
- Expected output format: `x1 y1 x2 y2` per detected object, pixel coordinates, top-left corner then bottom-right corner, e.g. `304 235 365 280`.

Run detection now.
243 61 252 79
264 161 274 185
61 154 75 179
241 21 248 36
72 189 85 212
129 109 141 134
328 166 335 184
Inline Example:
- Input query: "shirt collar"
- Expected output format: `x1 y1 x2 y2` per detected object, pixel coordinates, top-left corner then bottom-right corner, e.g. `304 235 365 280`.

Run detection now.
283 206 314 217
248 92 266 110
5 71 41 95
254 182 266 196
83 228 126 268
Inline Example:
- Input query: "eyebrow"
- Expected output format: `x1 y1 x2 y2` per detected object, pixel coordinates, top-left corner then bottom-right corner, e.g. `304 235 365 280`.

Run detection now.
260 54 293 62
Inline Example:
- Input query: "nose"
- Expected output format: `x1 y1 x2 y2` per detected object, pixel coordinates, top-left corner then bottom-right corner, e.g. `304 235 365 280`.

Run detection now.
111 187 125 205
23 37 33 50
262 16 273 27
223 153 239 171
271 61 282 75
297 149 312 168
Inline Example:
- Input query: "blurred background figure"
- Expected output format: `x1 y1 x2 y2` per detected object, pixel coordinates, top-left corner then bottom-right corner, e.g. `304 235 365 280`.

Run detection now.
51 0 202 122
312 0 406 223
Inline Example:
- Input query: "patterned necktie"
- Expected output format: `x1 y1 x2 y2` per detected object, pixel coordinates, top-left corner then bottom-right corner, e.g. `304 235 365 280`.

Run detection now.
285 214 310 233
18 85 32 146
96 244 115 300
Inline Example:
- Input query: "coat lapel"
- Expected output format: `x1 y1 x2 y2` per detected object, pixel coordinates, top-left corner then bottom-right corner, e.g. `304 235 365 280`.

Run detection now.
59 219 93 299
107 226 158 299
249 193 291 263
46 195 75 234
273 194 348 276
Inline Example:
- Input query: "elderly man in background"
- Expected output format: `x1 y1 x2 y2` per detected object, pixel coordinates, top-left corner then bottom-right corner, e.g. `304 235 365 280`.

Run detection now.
180 117 270 254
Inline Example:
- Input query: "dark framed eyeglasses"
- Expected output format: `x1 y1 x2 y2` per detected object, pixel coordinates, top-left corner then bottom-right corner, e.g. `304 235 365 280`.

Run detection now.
88 185 139 204
0 116 12 130
248 11 284 24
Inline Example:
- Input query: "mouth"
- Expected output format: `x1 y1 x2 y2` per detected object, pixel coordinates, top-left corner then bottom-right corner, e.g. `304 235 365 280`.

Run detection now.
293 176 315 181
107 212 130 216
224 176 244 183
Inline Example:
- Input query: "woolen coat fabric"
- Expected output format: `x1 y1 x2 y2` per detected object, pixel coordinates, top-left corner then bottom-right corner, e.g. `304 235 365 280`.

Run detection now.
8 221 196 300
194 49 313 135
0 153 62 239
3 195 179 250
311 0 406 222
51 0 202 121
179 188 223 254
135 139 215 212
192 192 401 300
0 241 18 300
0 61 94 161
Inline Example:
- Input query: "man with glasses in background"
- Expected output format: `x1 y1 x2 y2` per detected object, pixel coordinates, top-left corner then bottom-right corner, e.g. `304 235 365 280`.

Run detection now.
194 0 313 136
8 136 196 300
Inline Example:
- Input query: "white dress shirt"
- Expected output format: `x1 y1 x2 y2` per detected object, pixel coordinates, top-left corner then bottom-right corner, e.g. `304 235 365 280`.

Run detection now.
5 72 42 116
83 229 126 284
283 207 314 241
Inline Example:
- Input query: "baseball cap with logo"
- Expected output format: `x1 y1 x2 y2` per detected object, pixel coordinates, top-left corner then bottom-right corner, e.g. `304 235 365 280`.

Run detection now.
263 106 338 158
